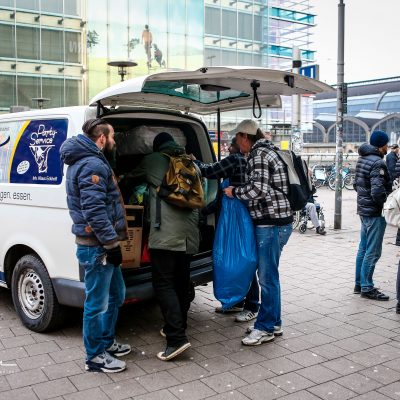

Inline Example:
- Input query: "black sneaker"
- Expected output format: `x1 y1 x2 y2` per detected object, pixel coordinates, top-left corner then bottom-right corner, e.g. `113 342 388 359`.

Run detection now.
316 227 326 235
396 302 400 314
361 288 389 301
156 341 191 361
354 285 361 294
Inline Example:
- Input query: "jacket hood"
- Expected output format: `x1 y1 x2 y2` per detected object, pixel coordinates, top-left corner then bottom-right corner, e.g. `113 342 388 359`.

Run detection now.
358 143 383 158
60 134 102 166
158 140 185 156
251 138 279 153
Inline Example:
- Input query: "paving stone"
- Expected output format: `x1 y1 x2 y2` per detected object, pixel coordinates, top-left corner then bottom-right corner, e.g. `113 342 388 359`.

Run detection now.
297 364 341 384
231 364 276 384
299 332 336 346
200 356 240 374
204 391 249 400
137 371 180 392
100 378 148 399
5 368 48 389
168 363 210 383
0 346 28 361
276 338 314 353
334 372 382 394
0 387 38 400
383 359 400 372
238 380 287 400
360 365 400 385
192 331 227 345
1 335 35 349
108 362 147 382
136 357 178 374
169 380 216 400
41 361 82 379
16 354 54 371
195 343 232 358
32 378 76 399
49 348 85 363
201 372 247 393
260 357 302 376
378 381 400 399
351 392 393 400
227 349 266 366
25 341 61 357
63 387 110 400
0 328 15 339
356 332 392 346
309 343 350 360
345 350 387 367
285 349 327 367
308 381 357 400
268 372 314 393
69 370 113 390
0 376 10 393
334 337 373 352
368 343 400 362
278 390 322 400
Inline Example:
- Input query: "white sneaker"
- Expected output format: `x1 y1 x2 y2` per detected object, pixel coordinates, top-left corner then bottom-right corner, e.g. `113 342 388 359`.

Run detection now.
246 325 283 336
235 310 258 322
242 329 274 346
215 305 243 314
85 352 126 373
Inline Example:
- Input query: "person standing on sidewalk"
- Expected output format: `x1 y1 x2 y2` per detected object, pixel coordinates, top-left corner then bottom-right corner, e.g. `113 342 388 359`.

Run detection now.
194 135 260 323
354 130 392 300
129 132 199 361
223 120 292 346
60 119 131 373
386 144 399 185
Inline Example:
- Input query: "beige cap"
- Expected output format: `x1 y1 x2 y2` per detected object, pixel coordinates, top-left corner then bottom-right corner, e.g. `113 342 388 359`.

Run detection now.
230 119 259 136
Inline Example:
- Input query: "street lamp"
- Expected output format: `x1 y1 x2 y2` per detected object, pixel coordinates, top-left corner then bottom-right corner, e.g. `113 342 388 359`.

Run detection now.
31 97 50 110
107 60 138 82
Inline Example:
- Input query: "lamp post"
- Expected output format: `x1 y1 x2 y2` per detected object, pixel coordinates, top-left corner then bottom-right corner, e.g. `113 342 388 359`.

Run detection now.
334 0 345 229
31 97 50 110
107 60 138 82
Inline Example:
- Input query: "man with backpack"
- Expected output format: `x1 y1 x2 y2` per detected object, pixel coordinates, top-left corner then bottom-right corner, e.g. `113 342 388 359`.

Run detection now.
130 132 200 360
223 120 293 346
354 130 391 300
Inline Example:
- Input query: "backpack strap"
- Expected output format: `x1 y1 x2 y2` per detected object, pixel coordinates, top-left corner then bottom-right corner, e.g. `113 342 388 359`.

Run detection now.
154 194 162 230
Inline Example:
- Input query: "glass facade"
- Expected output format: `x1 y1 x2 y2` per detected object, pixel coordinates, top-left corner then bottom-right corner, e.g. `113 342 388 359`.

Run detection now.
0 0 85 111
86 0 204 100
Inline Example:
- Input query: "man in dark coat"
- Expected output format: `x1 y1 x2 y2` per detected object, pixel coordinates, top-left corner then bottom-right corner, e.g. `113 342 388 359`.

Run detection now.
354 130 391 300
61 119 130 373
386 144 399 184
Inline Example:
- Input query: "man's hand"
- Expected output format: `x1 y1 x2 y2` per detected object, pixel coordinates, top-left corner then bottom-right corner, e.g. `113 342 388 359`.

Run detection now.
188 153 196 161
223 186 234 198
105 245 123 267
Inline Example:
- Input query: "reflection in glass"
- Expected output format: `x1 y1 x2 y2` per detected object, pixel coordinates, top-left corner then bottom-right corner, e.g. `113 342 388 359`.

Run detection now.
41 29 63 62
168 0 185 35
0 75 16 108
0 24 15 58
65 31 81 63
16 26 39 60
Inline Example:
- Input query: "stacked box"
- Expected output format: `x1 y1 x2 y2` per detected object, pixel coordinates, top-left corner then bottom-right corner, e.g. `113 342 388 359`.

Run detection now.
121 205 143 269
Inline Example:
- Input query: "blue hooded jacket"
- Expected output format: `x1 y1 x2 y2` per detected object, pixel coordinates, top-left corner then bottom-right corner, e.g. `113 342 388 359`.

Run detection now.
60 134 127 247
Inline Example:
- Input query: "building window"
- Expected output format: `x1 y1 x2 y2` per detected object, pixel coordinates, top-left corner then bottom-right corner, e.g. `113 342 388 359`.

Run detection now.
205 7 220 35
16 26 40 60
238 13 252 40
15 0 39 11
0 75 16 108
65 31 81 63
205 48 221 66
41 0 63 14
221 49 237 65
0 24 15 58
222 9 236 38
41 29 64 62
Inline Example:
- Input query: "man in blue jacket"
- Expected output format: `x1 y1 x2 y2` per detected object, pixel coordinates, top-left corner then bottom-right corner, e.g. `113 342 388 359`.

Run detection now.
354 130 391 300
61 119 130 373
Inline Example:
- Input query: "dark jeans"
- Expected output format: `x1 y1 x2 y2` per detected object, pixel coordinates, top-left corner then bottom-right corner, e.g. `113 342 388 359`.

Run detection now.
235 273 260 313
396 228 400 246
397 260 400 302
150 249 191 347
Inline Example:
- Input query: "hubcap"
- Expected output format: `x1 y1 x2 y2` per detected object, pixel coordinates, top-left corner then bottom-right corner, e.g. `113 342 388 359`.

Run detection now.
18 269 45 319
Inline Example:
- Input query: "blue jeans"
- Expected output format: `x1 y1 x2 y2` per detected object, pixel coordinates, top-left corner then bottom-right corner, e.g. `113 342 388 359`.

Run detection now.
355 216 386 293
76 245 126 361
254 224 292 333
235 273 260 313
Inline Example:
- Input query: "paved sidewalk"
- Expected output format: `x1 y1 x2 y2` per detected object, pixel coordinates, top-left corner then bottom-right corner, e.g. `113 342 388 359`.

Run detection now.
0 188 399 400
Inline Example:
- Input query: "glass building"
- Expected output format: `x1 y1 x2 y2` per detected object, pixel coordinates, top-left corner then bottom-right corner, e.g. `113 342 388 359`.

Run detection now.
0 0 85 111
87 0 204 100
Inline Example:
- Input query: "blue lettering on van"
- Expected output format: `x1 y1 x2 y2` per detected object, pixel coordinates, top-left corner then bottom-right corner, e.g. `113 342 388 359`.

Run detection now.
10 119 68 185
0 136 10 147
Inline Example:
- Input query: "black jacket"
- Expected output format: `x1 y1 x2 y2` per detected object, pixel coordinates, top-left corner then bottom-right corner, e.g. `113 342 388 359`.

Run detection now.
386 151 398 184
355 143 391 217
395 155 400 180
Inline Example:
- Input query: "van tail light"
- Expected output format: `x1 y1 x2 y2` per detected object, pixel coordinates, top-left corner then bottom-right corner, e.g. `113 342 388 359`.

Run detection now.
124 298 141 305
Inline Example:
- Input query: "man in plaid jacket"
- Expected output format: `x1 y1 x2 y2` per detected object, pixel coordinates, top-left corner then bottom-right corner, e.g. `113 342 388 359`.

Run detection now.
224 119 293 346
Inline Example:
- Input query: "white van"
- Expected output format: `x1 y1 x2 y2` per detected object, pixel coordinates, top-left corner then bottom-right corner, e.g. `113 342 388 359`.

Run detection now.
0 67 332 332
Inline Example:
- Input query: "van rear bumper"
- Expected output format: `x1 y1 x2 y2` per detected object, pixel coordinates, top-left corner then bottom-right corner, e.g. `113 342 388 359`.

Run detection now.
52 261 213 308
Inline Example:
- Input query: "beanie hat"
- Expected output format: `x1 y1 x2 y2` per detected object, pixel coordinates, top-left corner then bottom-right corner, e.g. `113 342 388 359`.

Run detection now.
370 130 389 148
153 132 174 151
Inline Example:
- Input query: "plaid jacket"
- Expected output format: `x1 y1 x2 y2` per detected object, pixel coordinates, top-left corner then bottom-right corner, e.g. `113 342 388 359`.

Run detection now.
233 139 293 226
195 153 247 186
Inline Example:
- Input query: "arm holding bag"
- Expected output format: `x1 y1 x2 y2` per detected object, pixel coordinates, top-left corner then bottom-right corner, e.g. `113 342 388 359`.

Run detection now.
213 182 257 310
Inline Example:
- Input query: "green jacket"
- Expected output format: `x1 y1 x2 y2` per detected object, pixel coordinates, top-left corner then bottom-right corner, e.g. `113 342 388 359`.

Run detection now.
131 141 200 254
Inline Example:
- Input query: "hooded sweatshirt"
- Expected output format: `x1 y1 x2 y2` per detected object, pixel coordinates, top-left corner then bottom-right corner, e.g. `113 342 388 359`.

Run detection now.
355 143 391 217
60 134 128 247
233 139 292 226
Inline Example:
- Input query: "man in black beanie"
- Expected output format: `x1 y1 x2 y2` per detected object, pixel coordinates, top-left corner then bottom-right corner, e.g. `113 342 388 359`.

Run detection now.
354 130 391 300
129 132 199 360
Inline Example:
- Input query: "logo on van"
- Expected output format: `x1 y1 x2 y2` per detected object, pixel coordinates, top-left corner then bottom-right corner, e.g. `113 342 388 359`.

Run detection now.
0 136 10 148
17 160 30 175
29 125 57 174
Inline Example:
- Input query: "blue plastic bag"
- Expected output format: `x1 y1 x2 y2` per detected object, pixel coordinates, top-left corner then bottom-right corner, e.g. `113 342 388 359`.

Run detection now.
213 182 257 310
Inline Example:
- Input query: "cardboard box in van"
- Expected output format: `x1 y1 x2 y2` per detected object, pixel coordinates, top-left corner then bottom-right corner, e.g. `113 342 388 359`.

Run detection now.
121 205 143 269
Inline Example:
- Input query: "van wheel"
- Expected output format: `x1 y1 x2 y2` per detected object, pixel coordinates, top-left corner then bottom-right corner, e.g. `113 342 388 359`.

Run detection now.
11 254 63 332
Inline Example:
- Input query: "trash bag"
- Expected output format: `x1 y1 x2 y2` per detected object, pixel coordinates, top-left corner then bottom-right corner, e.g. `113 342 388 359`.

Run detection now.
213 181 257 310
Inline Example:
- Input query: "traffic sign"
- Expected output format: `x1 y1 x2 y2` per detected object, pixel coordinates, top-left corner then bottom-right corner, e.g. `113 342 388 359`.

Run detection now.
299 64 319 80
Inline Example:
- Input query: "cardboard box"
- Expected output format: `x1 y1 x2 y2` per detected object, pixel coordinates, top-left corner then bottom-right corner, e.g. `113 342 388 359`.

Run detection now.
121 206 144 269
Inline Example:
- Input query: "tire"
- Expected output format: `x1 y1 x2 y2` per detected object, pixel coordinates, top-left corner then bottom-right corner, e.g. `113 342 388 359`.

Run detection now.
314 179 324 188
11 254 63 332
292 211 300 229
344 174 355 190
328 174 336 190
299 224 307 234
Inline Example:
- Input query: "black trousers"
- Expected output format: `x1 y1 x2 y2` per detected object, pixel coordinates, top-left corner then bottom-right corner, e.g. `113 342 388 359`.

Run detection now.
396 228 400 246
150 249 191 347
397 260 400 302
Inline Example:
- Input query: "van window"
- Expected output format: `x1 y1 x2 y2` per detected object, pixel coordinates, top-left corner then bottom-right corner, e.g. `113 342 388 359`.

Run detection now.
0 118 68 185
